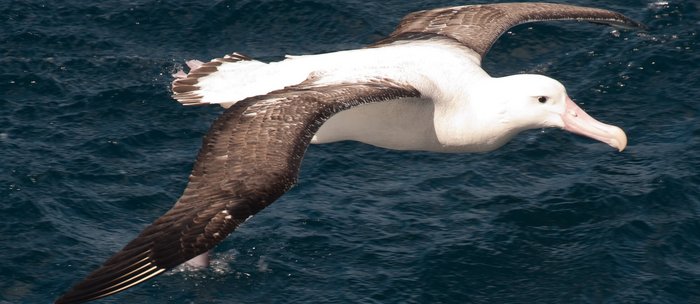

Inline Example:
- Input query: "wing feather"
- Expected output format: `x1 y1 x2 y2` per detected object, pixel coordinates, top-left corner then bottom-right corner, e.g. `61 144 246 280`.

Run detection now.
373 3 645 61
55 78 420 304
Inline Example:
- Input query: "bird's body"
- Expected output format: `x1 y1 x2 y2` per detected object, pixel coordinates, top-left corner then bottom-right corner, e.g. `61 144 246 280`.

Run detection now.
56 3 643 303
183 40 488 152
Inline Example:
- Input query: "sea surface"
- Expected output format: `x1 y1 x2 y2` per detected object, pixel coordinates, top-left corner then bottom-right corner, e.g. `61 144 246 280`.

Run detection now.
1 0 699 303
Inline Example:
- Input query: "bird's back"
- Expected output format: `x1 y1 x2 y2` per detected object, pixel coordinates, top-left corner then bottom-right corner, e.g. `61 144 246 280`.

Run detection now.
174 41 487 151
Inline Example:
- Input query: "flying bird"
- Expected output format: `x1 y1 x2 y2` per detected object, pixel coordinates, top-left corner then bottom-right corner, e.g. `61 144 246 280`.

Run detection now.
56 2 643 303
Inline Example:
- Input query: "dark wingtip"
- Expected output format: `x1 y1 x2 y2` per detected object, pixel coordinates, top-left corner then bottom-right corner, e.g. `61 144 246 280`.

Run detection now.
54 264 166 304
612 16 648 31
607 10 648 31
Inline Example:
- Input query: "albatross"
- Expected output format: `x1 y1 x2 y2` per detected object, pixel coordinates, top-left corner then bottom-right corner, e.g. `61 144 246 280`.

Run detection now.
56 2 643 303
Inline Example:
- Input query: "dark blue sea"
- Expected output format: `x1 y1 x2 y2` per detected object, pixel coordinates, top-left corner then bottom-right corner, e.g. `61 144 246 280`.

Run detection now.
2 0 699 303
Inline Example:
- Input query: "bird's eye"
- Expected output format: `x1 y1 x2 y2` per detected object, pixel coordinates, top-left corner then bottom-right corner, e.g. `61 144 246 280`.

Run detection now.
538 96 548 104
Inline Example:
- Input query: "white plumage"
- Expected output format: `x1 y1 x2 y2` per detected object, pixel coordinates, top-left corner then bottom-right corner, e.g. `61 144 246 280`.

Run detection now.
174 40 626 152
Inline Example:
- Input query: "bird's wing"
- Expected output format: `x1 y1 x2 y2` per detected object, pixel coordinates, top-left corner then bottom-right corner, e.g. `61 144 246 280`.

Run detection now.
55 77 421 304
372 2 644 62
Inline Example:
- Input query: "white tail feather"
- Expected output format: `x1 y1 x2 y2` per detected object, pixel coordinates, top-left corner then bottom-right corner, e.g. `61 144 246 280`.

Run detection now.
171 52 313 108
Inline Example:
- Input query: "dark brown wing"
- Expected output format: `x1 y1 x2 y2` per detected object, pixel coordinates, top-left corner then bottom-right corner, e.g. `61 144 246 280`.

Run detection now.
372 3 645 61
55 78 420 304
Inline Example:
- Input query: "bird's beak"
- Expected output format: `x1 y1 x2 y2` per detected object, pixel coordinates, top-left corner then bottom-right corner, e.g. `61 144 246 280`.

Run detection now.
561 97 627 152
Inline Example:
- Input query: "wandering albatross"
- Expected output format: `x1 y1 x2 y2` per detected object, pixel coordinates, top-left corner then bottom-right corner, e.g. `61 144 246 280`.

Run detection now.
56 3 643 303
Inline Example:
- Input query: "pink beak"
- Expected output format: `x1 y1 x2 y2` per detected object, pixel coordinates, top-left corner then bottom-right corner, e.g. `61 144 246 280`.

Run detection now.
562 97 627 152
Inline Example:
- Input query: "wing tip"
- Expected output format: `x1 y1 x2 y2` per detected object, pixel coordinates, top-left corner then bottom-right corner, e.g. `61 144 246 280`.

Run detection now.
54 247 168 304
612 15 648 31
55 265 166 304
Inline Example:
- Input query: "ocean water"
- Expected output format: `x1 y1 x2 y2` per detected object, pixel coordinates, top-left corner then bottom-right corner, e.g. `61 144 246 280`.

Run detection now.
1 0 699 303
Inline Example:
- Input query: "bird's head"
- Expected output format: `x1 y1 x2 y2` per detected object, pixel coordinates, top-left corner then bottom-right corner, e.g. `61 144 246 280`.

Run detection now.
478 74 627 151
